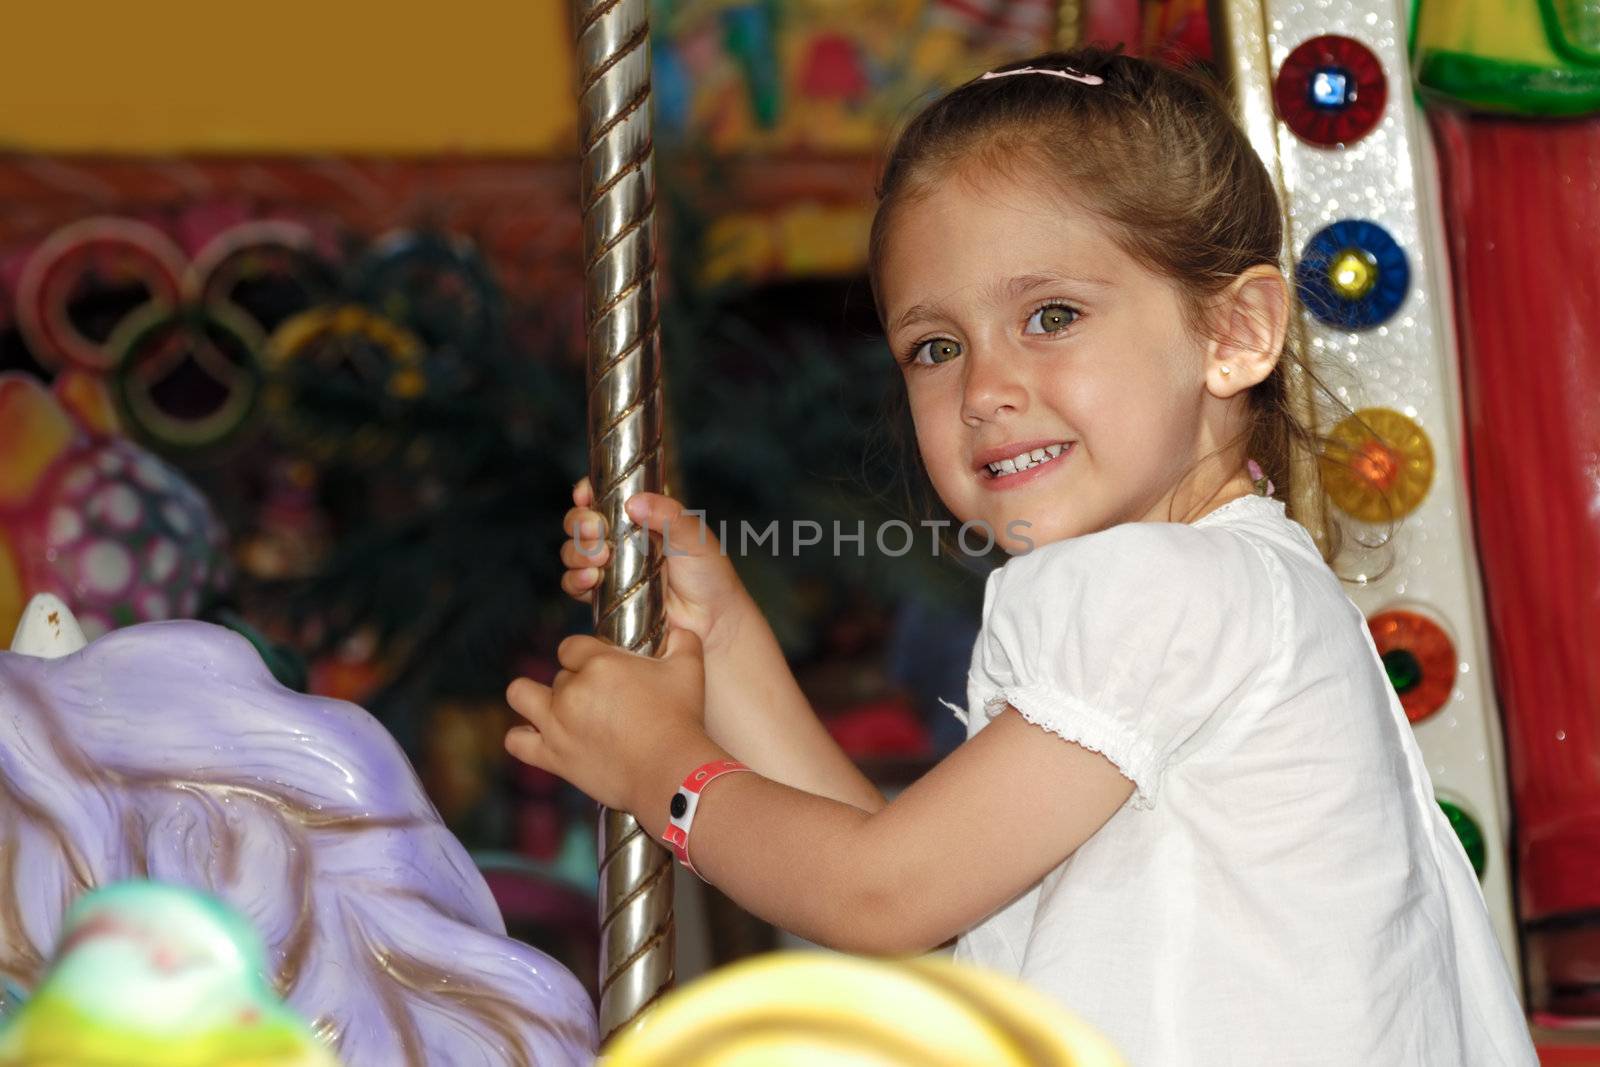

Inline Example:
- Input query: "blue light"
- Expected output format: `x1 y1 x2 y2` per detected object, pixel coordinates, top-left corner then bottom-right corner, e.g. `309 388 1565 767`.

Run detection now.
1296 220 1409 330
1309 67 1353 109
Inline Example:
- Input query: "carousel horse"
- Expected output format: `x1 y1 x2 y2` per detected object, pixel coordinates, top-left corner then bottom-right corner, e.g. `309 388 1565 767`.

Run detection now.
0 594 596 1066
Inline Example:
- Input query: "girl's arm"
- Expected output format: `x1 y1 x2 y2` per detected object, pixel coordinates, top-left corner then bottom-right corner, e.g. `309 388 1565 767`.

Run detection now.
654 706 1134 954
700 590 888 814
505 631 1132 956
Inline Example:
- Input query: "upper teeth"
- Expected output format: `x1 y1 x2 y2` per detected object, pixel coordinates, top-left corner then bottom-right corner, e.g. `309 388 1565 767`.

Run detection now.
988 443 1067 476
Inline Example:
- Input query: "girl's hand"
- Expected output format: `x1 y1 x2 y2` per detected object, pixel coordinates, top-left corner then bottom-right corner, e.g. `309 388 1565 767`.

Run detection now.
562 478 751 655
504 626 720 819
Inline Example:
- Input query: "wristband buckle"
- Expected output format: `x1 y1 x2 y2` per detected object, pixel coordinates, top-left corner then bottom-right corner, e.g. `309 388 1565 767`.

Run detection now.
663 758 750 880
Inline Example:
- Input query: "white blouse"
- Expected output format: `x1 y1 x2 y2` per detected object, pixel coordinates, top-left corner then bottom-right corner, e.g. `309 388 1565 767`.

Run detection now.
951 493 1536 1066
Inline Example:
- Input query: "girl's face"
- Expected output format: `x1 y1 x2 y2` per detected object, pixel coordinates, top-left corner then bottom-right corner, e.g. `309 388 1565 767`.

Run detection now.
879 170 1246 554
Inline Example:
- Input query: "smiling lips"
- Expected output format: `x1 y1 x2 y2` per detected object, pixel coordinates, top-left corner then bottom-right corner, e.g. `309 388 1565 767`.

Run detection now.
975 440 1074 482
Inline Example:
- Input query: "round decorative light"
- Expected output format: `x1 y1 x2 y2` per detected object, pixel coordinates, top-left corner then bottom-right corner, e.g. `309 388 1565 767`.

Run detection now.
1297 220 1409 329
1329 248 1379 299
1310 67 1354 109
1275 35 1387 146
1322 408 1434 522
1382 648 1423 692
1367 608 1457 724
1438 799 1487 880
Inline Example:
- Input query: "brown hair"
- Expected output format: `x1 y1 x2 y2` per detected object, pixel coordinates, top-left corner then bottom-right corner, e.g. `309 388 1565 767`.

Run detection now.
868 46 1349 562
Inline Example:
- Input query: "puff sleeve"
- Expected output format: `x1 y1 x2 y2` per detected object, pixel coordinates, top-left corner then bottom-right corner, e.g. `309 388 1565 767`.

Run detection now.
971 521 1282 809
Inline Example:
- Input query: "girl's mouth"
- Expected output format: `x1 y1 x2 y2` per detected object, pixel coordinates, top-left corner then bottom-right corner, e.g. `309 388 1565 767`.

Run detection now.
982 441 1074 482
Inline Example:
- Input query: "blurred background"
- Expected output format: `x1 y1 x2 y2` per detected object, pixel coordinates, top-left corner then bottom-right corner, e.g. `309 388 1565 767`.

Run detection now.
0 0 1205 996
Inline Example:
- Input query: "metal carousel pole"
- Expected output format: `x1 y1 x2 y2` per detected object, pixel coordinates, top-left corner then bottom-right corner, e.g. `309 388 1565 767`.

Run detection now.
572 0 674 1043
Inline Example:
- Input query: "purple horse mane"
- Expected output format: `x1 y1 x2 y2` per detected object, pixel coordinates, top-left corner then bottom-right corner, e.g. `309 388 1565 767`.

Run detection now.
0 601 596 1065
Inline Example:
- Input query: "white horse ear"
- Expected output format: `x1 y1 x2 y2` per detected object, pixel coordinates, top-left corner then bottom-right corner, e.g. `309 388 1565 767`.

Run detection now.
10 594 88 658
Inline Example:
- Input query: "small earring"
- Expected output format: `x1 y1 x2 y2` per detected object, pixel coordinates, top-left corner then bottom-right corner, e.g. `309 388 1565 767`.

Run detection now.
1219 365 1233 377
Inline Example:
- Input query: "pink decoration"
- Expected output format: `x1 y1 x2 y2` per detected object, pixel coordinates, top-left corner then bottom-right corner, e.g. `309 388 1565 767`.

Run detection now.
0 373 226 644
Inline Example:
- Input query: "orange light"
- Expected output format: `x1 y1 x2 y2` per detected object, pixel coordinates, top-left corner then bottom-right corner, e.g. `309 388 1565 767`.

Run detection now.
1353 439 1401 491
1367 608 1457 724
1321 408 1435 522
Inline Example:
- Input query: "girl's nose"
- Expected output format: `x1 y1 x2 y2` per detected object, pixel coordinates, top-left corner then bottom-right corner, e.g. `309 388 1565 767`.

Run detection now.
960 351 1028 426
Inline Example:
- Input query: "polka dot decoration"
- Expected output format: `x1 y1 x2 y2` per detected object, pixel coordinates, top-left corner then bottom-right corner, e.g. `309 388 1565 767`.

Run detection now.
3 435 230 639
1321 407 1435 522
1275 35 1387 146
1296 220 1409 330
1367 608 1457 723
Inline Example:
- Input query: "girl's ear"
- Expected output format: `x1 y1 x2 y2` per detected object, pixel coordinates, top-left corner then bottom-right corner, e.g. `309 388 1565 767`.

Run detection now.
1205 265 1289 399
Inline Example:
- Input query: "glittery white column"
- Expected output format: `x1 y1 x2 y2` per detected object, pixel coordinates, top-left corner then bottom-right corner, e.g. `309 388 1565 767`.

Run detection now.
1227 0 1522 976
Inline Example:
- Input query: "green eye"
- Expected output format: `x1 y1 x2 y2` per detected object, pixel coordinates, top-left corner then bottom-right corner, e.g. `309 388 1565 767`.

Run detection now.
1026 304 1079 334
912 338 963 365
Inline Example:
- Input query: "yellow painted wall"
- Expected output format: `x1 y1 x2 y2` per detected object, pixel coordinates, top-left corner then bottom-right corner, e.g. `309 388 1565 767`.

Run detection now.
0 1 578 155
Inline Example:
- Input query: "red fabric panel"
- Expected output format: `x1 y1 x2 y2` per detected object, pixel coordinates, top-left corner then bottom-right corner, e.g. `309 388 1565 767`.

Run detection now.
1431 109 1600 1015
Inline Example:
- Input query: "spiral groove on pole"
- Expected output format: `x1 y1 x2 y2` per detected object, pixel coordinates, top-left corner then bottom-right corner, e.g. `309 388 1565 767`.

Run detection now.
573 0 674 1043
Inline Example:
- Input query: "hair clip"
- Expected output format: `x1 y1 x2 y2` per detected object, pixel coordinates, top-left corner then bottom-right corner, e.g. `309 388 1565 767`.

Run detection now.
980 66 1104 86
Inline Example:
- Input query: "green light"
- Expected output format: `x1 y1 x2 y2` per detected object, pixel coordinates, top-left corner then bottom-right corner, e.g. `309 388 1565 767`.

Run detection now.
1382 648 1423 694
1439 800 1487 879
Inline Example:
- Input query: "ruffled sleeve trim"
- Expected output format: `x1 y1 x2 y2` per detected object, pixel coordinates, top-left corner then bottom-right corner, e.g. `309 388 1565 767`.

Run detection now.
984 683 1165 810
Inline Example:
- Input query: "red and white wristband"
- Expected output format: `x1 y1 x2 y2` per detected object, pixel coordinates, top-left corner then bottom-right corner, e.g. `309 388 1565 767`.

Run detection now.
661 758 751 880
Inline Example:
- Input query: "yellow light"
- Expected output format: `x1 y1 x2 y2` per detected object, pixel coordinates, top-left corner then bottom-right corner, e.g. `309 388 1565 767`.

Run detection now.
1321 408 1435 523
1328 248 1379 299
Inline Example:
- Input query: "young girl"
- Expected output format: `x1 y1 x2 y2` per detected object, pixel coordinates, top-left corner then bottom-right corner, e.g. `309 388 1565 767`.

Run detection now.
508 48 1538 1064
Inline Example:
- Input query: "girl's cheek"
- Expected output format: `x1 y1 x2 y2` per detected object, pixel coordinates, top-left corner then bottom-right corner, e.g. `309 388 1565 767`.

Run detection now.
909 399 958 452
1047 379 1103 425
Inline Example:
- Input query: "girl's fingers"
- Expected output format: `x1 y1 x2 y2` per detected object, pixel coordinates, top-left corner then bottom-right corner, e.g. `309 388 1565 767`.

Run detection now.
506 677 552 728
559 571 596 603
561 497 605 606
505 725 548 769
563 505 606 542
624 492 721 557
561 537 610 570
